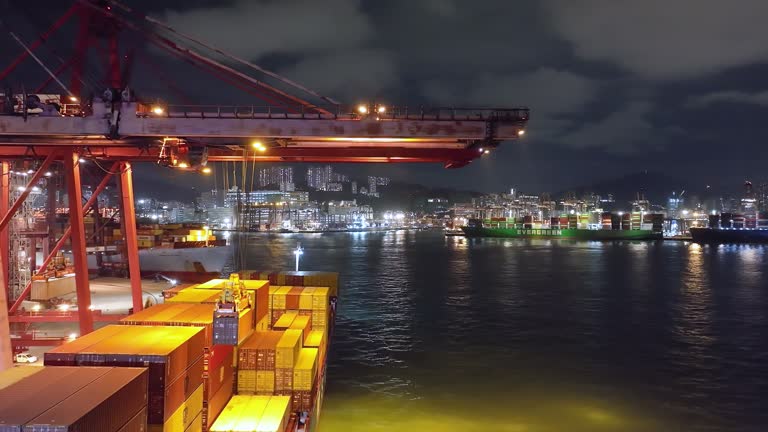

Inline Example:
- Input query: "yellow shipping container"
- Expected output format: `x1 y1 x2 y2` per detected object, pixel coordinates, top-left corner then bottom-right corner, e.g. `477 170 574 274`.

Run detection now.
292 348 318 391
304 330 325 350
237 370 256 394
289 315 311 341
210 395 270 432
299 287 316 310
311 309 327 331
238 308 255 345
312 287 329 310
148 384 203 432
272 311 298 330
268 286 278 311
275 329 303 369
242 280 269 291
185 411 203 432
255 315 270 332
166 289 222 304
256 370 275 394
272 287 291 310
255 396 291 432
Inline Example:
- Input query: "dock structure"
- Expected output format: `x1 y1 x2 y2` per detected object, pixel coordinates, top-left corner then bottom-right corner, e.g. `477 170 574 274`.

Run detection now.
0 0 528 371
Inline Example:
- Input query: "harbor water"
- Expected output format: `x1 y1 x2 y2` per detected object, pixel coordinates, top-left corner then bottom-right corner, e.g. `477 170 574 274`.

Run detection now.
236 231 768 432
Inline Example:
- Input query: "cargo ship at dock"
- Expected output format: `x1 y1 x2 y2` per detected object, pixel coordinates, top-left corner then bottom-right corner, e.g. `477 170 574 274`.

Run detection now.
690 211 768 244
1 270 338 432
462 212 664 240
80 224 232 283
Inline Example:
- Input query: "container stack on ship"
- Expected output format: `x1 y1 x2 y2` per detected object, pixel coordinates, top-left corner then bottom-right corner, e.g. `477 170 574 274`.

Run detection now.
690 211 768 244
462 211 664 240
0 270 338 432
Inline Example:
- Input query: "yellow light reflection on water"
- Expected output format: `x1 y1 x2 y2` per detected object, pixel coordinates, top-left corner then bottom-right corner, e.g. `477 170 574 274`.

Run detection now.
318 392 662 432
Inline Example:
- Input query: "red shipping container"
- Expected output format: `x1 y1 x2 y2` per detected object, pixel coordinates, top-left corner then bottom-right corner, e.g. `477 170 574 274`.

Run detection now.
116 406 148 432
23 368 149 432
207 345 233 373
203 373 233 431
271 310 285 326
205 350 234 399
257 332 283 371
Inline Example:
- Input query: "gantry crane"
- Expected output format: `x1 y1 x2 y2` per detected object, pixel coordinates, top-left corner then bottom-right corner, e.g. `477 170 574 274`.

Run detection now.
0 0 529 370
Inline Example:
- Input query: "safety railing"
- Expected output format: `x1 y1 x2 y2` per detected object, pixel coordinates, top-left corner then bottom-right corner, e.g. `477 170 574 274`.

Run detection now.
137 103 530 122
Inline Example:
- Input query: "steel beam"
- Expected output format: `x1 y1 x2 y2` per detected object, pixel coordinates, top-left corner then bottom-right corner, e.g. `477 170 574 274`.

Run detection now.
8 162 118 314
64 152 93 335
0 152 58 233
1 162 9 296
118 162 143 313
0 165 9 371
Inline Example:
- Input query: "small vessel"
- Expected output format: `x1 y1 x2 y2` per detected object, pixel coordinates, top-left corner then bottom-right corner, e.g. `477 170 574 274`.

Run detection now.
690 211 768 244
462 213 664 241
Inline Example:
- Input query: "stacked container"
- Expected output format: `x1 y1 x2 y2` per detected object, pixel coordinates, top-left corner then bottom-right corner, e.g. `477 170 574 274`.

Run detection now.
240 271 339 298
119 303 235 431
209 395 290 432
44 325 206 432
0 366 148 432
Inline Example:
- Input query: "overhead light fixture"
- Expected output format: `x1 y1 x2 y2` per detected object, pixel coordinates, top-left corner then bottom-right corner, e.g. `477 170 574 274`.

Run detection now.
27 169 34 174
251 140 263 149
69 96 78 102
357 104 368 114
152 106 164 115
178 162 189 169
201 167 212 174
518 130 525 136
44 171 52 177
79 158 86 163
377 105 386 114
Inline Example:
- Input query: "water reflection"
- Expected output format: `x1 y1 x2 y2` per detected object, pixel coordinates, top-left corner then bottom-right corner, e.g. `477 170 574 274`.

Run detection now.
234 232 768 432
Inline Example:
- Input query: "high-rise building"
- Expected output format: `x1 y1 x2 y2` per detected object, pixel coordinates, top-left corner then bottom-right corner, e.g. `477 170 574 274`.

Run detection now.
367 176 377 197
307 165 334 191
351 181 357 194
742 181 757 213
758 183 768 211
256 166 295 191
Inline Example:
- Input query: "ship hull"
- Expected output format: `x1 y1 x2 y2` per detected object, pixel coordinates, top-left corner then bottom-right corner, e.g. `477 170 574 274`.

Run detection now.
690 227 768 244
462 226 662 240
86 245 232 282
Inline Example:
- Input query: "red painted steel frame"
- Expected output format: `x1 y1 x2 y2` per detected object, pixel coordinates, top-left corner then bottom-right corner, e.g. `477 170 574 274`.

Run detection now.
0 164 9 371
7 162 119 314
64 152 94 334
118 162 143 313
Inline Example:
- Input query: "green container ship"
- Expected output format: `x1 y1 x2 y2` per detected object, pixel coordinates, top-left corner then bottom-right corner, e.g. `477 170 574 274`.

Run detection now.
461 214 664 240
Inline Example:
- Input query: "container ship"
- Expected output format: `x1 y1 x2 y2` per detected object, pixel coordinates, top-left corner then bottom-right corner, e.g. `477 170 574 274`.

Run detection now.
462 212 664 240
690 211 768 244
1 270 339 432
82 224 231 283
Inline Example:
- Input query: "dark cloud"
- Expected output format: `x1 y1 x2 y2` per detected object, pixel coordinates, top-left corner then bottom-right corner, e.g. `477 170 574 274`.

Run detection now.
279 49 399 100
163 0 373 59
544 0 768 80
687 90 768 108
120 0 768 191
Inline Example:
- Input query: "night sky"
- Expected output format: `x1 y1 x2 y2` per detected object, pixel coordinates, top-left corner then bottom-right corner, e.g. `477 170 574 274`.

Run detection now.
6 1 768 198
